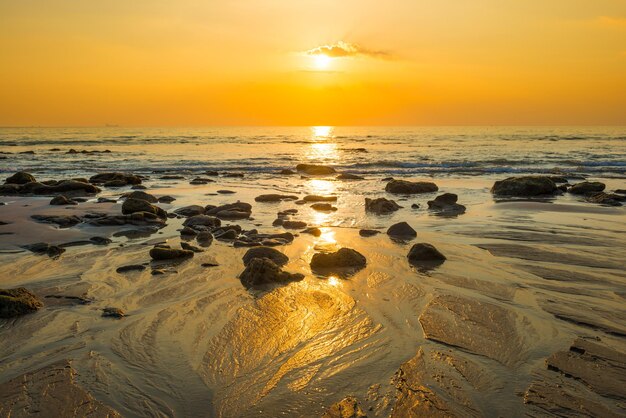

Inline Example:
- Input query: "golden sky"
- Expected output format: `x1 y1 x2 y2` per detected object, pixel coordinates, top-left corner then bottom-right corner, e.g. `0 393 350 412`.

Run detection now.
1 0 625 126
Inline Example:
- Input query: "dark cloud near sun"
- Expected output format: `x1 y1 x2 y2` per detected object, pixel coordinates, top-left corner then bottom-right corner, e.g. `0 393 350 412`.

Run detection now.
305 41 391 59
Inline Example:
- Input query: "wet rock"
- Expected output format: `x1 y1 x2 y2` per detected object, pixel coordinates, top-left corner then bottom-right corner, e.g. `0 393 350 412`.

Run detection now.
310 248 367 274
585 192 624 206
116 264 146 273
322 396 367 418
214 228 238 240
206 202 252 220
88 213 165 228
5 171 36 184
385 179 438 194
296 164 336 175
31 214 81 228
201 262 219 267
217 190 236 194
1 180 101 196
243 246 289 267
97 197 117 203
190 177 214 185
0 287 44 318
175 205 206 217
569 181 606 195
303 195 337 202
411 203 419 209
180 226 198 236
255 194 299 202
23 242 66 258
491 176 557 196
102 307 125 318
151 269 166 275
160 175 185 180
387 222 417 239
158 195 176 203
365 197 401 214
245 232 294 246
50 195 78 205
222 172 244 178
90 236 112 245
359 229 380 237
122 198 167 219
149 246 194 260
427 193 466 215
615 189 626 194
301 227 322 237
238 257 304 288
205 170 219 176
407 243 446 268
336 173 364 180
282 220 307 229
279 169 296 175
89 172 142 186
125 190 158 203
183 214 221 230
311 203 337 212
181 242 204 253
548 175 569 183
234 240 261 248
131 184 147 190
196 231 214 245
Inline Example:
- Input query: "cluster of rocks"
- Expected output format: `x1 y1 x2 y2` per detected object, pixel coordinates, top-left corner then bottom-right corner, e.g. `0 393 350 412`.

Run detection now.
427 193 466 215
0 288 44 318
1 172 101 196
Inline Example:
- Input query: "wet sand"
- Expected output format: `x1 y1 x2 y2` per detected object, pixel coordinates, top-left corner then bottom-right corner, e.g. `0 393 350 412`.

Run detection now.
1 172 625 417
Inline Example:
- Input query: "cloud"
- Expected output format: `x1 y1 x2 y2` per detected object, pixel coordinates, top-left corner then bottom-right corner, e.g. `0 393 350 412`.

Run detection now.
304 41 390 59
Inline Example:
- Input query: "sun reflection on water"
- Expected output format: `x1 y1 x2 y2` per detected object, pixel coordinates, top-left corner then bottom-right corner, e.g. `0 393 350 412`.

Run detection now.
327 276 341 287
311 126 333 139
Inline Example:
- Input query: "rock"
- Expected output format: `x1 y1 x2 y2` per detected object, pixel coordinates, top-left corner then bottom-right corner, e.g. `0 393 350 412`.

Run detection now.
301 227 322 237
569 181 606 195
149 246 194 260
0 288 44 318
116 265 146 273
122 198 167 219
160 175 185 180
255 194 299 202
548 176 569 183
336 173 364 180
585 192 624 206
183 214 221 229
180 226 198 236
245 232 294 245
385 179 438 194
89 172 142 186
311 203 337 212
23 243 66 258
181 242 204 252
214 209 252 220
102 307 125 318
196 231 214 245
158 195 176 203
131 184 147 190
126 190 158 203
201 262 219 267
408 243 446 267
1 180 101 196
242 246 289 267
204 170 219 176
103 180 127 188
279 169 296 175
365 197 402 214
282 220 307 229
206 202 252 219
238 257 304 288
31 214 82 228
97 197 117 203
50 195 77 205
217 190 236 194
491 176 557 196
222 172 244 178
310 248 367 274
359 229 380 237
387 222 417 239
214 228 238 240
190 177 214 185
151 269 166 275
88 213 166 228
296 164 336 175
303 195 337 202
89 236 112 245
322 396 367 418
427 193 466 215
615 189 626 194
175 205 206 217
411 203 419 209
5 171 36 184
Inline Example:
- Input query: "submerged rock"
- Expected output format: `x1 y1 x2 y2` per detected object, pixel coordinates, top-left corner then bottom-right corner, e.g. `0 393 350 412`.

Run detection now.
303 195 337 202
242 246 289 267
491 176 557 196
322 396 367 418
365 197 401 214
585 192 624 206
359 229 381 237
296 163 336 175
255 194 299 202
310 248 366 274
182 214 221 229
116 264 146 273
310 203 337 212
23 242 66 258
125 190 158 203
385 179 438 194
569 181 606 195
31 214 82 228
301 227 322 237
149 246 194 260
89 172 142 186
427 193 466 215
238 257 304 288
387 222 417 239
122 198 167 219
336 173 364 180
50 195 78 206
0 287 44 318
5 171 36 185
175 205 206 217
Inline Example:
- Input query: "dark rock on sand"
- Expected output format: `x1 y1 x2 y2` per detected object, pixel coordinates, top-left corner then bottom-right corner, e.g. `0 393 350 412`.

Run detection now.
322 396 367 418
239 257 304 288
296 164 336 175
407 243 446 268
180 226 198 236
158 195 176 203
125 190 158 203
31 214 82 228
122 198 167 219
1 180 101 196
255 194 299 202
50 195 78 205
427 193 466 215
181 242 204 253
0 287 44 318
5 171 36 184
90 236 112 245
222 172 244 178
190 177 214 185
491 176 557 196
116 265 146 273
242 246 289 266
336 173 364 180
615 189 626 194
175 205 206 217
385 179 438 194
183 214 221 229
217 190 236 194
310 248 366 274
88 213 166 228
585 192 624 206
160 175 185 180
196 231 214 245
214 228 238 240
131 184 147 190
206 202 252 220
569 181 606 195
23 242 66 258
301 227 322 237
89 172 142 186
149 245 194 260
97 197 117 203
387 222 417 239
359 229 381 237
303 195 337 202
102 307 125 318
282 220 307 229
279 169 296 175
311 203 337 212
201 262 219 267
365 197 401 214
411 203 419 209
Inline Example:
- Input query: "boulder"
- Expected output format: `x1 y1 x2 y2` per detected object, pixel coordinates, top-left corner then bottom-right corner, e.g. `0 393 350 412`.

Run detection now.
303 195 337 202
183 215 221 229
242 246 289 267
569 181 606 195
365 197 401 214
238 257 304 288
296 164 336 175
206 202 251 219
585 192 624 206
311 203 337 212
359 229 380 237
0 288 43 318
89 172 142 185
31 215 82 228
282 220 307 229
336 173 364 180
158 195 176 203
387 222 417 238
254 194 299 202
50 195 77 206
125 190 158 203
5 171 36 184
122 198 167 219
491 176 557 196
408 243 446 265
385 180 438 194
149 246 194 260
175 205 206 217
427 193 466 215
196 231 214 245
310 248 367 272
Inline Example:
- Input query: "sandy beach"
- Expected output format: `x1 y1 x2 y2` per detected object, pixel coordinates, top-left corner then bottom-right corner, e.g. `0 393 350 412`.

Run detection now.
1 134 625 417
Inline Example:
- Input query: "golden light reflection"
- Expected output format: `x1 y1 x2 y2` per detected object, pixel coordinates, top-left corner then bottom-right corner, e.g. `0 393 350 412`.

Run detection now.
327 276 341 287
311 126 333 139
318 227 336 245
312 54 332 70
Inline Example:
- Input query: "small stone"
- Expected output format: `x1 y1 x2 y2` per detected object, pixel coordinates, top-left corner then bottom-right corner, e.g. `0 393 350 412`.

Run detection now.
116 265 146 273
149 246 194 260
101 307 125 318
311 203 337 212
359 229 380 237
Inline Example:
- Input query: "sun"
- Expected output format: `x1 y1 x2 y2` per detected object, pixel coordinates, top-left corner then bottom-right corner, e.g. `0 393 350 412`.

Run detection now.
313 54 331 69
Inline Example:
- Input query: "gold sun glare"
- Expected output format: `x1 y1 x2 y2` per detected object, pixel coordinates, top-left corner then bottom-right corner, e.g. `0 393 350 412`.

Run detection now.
313 54 331 69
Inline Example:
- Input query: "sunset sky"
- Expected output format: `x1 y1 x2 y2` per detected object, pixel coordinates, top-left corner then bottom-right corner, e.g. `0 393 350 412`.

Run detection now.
1 0 625 126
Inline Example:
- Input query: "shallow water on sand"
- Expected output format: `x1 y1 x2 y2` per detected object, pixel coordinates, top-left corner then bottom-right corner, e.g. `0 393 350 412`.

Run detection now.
0 128 625 417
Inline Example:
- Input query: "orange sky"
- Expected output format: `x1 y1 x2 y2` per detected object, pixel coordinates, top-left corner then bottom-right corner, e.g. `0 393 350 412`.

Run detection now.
1 0 625 126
